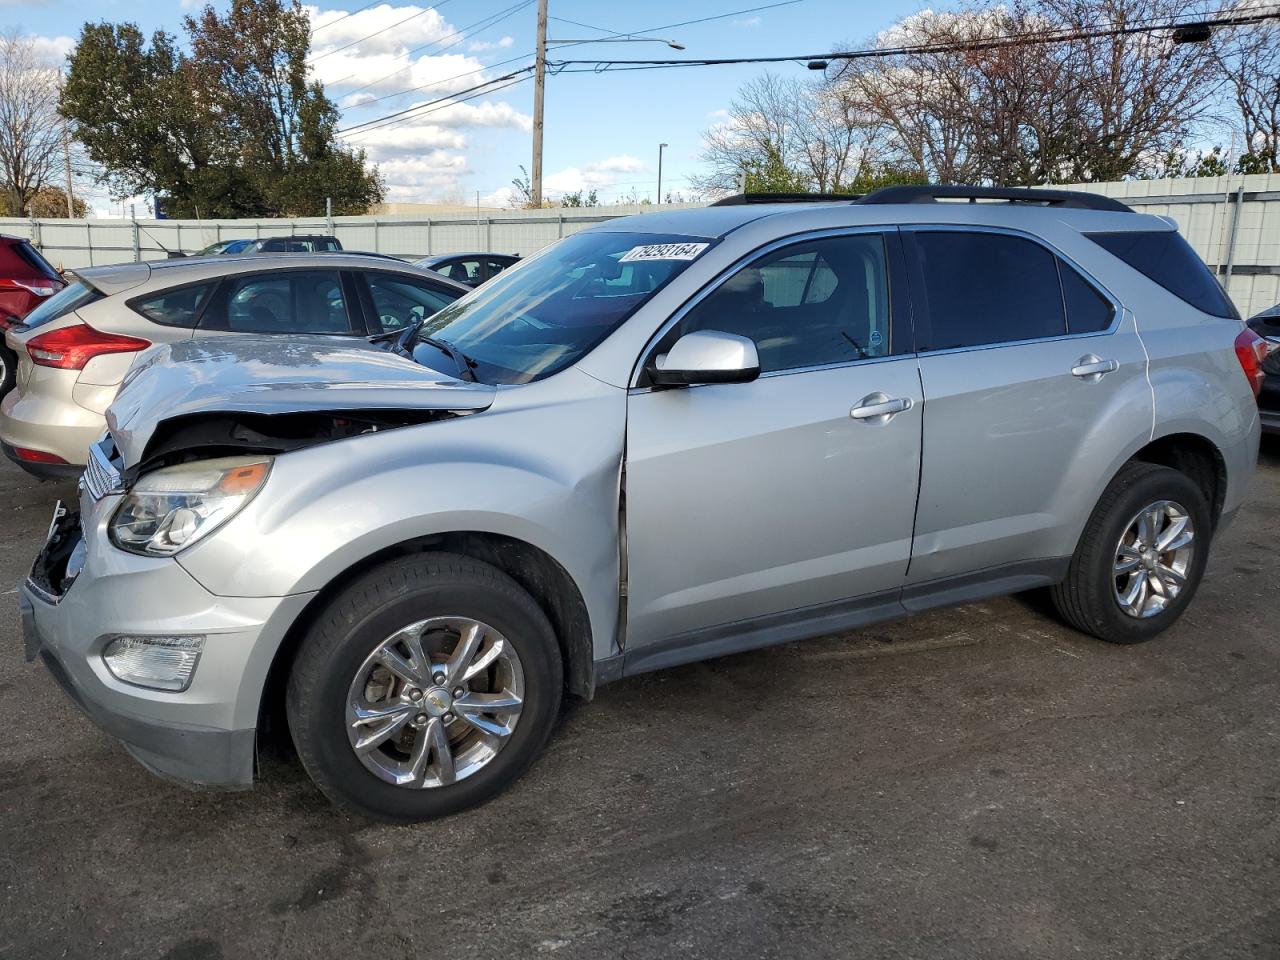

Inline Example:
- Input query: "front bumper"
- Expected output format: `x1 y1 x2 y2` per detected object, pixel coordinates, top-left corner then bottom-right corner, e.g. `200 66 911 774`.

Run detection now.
21 501 315 789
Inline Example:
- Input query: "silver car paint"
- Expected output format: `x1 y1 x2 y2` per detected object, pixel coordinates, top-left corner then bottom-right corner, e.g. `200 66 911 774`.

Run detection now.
108 336 495 465
21 199 1261 789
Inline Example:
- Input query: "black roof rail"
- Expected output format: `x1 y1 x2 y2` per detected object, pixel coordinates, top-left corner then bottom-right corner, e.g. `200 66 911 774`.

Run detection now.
710 192 862 206
856 185 1131 213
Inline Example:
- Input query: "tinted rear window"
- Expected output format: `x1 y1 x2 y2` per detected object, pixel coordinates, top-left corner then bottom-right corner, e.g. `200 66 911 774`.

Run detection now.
1087 231 1237 319
20 281 101 329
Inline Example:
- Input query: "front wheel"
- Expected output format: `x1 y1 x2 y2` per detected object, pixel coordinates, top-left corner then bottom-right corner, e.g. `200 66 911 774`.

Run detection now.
287 553 563 822
1050 462 1211 644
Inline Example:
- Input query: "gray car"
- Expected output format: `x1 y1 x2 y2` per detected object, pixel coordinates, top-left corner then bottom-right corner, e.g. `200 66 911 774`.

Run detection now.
19 186 1263 822
1 253 467 474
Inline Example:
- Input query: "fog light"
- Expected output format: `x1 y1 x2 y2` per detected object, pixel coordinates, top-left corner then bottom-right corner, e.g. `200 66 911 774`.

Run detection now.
102 635 204 692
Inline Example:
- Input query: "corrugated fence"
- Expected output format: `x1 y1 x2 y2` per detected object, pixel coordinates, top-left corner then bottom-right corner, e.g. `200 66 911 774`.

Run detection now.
2 176 1277 317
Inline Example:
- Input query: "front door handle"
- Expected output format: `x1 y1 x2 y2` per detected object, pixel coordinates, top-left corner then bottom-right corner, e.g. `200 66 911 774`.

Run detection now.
1071 355 1119 381
850 392 913 422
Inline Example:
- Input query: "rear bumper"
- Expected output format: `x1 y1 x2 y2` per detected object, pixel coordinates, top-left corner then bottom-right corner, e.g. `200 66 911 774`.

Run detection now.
0 383 103 467
1 439 82 479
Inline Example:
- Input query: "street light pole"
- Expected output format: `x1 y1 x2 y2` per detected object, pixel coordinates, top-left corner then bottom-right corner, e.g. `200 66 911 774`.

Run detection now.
531 0 548 207
657 143 667 204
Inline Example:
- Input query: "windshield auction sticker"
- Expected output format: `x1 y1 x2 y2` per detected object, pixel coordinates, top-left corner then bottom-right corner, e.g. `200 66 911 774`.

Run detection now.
618 242 710 263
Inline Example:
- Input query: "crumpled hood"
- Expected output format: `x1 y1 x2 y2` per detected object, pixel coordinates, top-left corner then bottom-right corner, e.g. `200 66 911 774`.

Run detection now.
106 336 496 466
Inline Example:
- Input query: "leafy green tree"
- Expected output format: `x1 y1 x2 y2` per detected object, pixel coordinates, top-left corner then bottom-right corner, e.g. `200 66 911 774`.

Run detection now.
61 0 382 217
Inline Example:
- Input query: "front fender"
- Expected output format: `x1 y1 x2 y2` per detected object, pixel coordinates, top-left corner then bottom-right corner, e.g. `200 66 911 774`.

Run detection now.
177 375 627 662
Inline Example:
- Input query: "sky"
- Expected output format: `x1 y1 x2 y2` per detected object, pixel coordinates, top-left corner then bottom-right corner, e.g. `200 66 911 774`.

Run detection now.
4 0 933 215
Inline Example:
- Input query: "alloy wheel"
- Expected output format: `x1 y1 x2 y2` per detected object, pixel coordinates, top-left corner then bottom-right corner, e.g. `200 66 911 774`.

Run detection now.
345 616 525 788
1112 500 1196 619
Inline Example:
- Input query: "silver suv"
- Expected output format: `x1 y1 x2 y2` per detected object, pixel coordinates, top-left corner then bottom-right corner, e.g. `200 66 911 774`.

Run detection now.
19 187 1263 822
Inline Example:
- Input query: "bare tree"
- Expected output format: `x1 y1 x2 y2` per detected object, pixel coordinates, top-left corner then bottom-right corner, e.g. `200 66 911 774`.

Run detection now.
0 31 63 215
1211 10 1280 171
693 71 891 194
831 0 1219 184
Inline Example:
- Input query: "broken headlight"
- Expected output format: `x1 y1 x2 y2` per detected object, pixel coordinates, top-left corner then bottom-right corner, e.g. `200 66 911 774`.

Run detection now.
109 456 272 556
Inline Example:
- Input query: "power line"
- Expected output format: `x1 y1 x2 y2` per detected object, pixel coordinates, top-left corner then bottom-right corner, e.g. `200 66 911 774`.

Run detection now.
546 6 1280 72
337 68 535 136
330 0 805 113
309 0 458 62
344 73 535 139
330 0 534 93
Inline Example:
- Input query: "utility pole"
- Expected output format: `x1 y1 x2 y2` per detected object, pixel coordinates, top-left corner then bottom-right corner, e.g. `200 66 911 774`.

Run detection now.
531 0 548 207
657 143 667 204
61 113 75 218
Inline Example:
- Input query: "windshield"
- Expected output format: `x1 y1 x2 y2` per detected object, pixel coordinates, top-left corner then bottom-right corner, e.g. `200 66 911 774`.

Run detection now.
410 231 715 384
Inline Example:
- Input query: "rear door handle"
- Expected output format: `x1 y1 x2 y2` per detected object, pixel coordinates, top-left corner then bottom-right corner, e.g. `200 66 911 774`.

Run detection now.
850 393 913 422
1071 355 1119 381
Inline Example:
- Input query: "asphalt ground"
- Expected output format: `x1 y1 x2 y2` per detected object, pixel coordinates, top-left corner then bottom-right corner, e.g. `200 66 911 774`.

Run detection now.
1 440 1278 960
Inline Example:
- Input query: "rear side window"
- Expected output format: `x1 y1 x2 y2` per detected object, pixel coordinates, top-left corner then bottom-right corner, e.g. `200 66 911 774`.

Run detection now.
1058 261 1115 334
20 281 101 329
131 282 215 328
912 232 1066 350
201 270 352 334
1087 231 1237 319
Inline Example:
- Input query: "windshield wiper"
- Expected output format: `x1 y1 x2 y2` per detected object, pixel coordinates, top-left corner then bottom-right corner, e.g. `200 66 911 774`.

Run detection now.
420 335 478 382
367 316 426 357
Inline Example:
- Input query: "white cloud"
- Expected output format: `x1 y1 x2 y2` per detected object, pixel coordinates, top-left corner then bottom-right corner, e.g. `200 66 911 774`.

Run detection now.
312 50 486 97
592 154 644 174
733 15 762 28
467 36 515 53
541 154 648 198
26 34 74 61
348 123 468 155
306 3 453 59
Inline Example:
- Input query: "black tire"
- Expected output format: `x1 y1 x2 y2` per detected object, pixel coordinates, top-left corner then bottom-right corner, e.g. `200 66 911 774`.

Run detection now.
0 343 15 399
286 552 563 822
1050 461 1211 644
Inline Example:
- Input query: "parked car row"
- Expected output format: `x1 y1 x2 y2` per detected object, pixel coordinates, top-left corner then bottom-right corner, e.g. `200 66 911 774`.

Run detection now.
8 187 1270 824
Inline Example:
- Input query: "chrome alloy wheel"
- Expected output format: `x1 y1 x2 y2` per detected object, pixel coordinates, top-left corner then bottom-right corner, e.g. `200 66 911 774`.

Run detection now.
1112 500 1196 619
345 616 525 788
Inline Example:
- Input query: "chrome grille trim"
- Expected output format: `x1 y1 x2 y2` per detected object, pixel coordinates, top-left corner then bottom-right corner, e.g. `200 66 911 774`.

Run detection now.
82 437 124 501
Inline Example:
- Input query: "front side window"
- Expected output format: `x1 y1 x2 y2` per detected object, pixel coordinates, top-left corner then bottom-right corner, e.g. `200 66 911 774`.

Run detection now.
913 232 1066 350
675 233 891 373
132 282 215 328
412 231 714 384
204 270 351 334
363 272 461 332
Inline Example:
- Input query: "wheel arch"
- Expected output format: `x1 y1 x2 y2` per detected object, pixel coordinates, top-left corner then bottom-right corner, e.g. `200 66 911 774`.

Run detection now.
1127 431 1227 527
255 530 596 759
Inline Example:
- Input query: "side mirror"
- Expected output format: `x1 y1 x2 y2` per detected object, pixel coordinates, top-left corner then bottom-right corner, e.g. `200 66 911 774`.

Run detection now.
648 330 761 388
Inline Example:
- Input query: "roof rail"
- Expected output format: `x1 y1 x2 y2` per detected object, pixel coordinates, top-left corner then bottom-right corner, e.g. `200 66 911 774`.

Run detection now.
856 185 1131 213
710 192 862 206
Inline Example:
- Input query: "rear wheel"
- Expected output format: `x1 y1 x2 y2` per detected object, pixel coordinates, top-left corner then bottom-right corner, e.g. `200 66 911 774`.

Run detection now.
1050 462 1211 644
287 553 563 822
